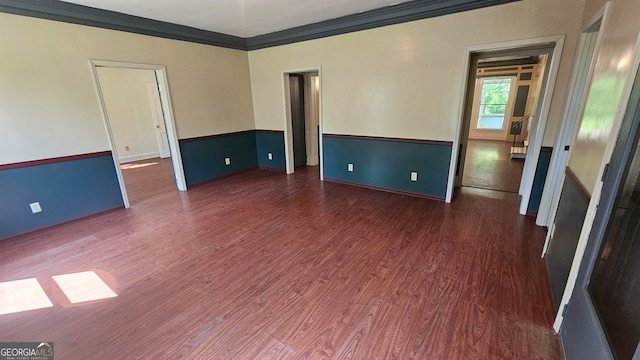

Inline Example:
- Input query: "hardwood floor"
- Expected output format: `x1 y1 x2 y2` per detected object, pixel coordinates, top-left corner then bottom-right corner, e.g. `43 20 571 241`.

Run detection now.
120 157 176 204
0 166 562 359
463 139 524 193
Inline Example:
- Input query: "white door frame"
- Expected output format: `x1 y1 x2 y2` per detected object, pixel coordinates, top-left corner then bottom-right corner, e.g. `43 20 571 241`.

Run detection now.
89 60 187 208
538 3 610 237
447 35 565 216
281 66 324 179
305 73 320 166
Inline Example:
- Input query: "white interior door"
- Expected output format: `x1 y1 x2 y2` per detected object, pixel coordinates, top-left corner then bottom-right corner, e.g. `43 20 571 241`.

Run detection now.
147 83 170 158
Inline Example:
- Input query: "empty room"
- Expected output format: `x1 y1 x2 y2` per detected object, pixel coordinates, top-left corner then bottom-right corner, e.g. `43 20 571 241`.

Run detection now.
1 0 640 359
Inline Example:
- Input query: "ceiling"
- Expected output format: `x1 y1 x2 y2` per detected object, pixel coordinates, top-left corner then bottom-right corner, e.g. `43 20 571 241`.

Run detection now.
59 0 413 38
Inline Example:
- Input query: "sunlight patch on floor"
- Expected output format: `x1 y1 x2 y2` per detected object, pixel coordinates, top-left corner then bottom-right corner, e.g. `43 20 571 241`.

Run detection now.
475 148 501 161
121 162 158 170
0 278 53 315
53 271 117 304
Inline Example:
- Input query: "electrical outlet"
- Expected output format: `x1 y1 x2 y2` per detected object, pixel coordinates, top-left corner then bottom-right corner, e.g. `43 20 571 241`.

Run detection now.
225 157 231 165
29 202 42 214
411 172 418 182
348 163 354 172
125 146 130 151
268 153 273 160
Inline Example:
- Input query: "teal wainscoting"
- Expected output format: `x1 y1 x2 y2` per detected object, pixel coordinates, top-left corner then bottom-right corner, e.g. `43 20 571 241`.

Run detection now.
527 147 553 214
546 168 590 306
179 130 258 186
0 152 123 239
255 130 285 171
322 134 452 200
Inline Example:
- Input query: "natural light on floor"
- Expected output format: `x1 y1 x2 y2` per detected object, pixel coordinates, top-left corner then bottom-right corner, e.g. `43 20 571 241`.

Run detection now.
120 162 158 170
52 271 117 304
477 148 500 161
0 278 54 315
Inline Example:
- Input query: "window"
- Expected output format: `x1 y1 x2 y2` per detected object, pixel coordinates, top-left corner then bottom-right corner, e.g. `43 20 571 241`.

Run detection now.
476 77 512 130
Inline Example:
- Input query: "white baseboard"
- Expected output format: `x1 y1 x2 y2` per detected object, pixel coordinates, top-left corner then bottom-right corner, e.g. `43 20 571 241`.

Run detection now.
119 152 160 164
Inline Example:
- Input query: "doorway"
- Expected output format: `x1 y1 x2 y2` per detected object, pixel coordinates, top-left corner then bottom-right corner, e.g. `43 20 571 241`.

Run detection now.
449 35 565 214
96 67 175 204
289 74 306 168
282 68 322 177
462 57 547 193
90 61 186 207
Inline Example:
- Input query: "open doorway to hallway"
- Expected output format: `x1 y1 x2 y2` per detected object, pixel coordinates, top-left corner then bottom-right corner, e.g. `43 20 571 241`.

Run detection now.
462 56 547 193
455 42 556 206
96 67 174 204
283 69 322 176
92 64 185 206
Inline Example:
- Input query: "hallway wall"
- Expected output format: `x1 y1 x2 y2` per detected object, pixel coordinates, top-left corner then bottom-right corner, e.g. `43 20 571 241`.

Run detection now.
96 67 159 163
546 0 640 355
568 0 640 193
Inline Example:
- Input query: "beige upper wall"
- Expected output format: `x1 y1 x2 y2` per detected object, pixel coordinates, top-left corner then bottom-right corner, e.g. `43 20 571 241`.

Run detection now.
0 13 254 164
248 0 586 145
568 0 640 193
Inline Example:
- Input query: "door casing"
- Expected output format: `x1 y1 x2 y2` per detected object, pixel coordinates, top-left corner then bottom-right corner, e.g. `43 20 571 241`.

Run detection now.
281 66 324 178
89 60 186 208
448 35 565 215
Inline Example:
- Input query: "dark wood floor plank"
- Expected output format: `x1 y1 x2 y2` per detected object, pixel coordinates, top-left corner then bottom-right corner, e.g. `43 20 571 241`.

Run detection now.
332 299 392 360
0 166 561 359
447 300 493 360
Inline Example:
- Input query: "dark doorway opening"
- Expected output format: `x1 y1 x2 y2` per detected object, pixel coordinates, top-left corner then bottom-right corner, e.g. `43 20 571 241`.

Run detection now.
289 74 307 168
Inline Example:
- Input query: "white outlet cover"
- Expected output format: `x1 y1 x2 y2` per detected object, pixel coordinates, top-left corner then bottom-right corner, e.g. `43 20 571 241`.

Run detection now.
348 163 354 172
411 172 418 181
30 202 42 214
268 153 273 160
225 158 231 165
